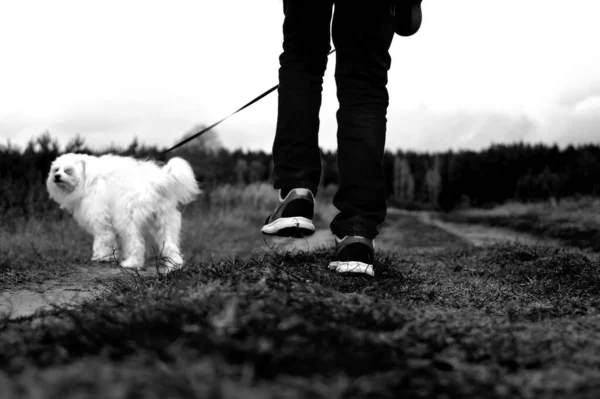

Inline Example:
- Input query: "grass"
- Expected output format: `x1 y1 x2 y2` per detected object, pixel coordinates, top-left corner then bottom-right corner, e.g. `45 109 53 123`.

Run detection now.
0 215 91 290
2 187 600 397
0 183 276 291
2 245 600 398
440 197 600 252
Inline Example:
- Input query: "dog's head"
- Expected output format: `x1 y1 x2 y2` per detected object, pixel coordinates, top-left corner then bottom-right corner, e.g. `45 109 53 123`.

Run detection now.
46 153 90 206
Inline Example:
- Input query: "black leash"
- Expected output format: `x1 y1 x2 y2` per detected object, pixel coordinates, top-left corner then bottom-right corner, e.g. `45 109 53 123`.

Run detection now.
158 49 336 158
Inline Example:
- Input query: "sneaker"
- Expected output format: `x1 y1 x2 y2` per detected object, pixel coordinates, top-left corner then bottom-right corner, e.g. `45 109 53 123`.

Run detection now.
261 188 316 237
328 235 375 277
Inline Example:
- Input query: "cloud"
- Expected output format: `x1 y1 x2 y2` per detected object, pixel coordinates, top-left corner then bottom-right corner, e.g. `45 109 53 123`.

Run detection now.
559 85 600 109
0 113 28 144
385 104 600 153
0 105 206 151
542 102 600 147
2 0 600 153
385 108 538 152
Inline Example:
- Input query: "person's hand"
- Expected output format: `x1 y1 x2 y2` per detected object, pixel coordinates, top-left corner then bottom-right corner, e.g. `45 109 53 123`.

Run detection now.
391 0 423 37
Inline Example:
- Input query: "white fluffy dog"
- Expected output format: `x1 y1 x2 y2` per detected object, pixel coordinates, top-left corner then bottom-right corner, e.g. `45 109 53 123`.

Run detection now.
46 153 200 272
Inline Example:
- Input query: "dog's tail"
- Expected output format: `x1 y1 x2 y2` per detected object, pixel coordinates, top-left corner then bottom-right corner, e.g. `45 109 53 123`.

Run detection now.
160 157 201 205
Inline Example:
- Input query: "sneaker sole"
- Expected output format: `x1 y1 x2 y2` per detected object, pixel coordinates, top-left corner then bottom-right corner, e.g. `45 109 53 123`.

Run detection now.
261 217 315 238
328 261 374 277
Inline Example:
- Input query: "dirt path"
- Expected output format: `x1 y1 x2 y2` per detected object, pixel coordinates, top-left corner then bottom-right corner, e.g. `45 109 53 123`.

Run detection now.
396 209 565 248
274 208 566 253
269 225 402 253
0 265 153 320
2 209 564 320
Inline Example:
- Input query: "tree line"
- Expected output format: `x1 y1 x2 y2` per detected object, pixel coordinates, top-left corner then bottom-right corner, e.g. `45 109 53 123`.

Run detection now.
387 143 600 210
1 131 599 220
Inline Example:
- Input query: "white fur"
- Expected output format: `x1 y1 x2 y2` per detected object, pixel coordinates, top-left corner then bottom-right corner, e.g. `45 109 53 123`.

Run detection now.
46 153 201 272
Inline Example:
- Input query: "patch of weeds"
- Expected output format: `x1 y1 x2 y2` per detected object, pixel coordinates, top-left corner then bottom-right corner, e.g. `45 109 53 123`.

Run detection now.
0 251 513 398
0 216 96 290
0 251 82 291
386 243 600 323
478 244 600 320
2 249 600 398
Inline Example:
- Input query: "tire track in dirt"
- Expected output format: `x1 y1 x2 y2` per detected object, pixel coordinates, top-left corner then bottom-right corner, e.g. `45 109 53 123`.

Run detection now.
394 209 565 248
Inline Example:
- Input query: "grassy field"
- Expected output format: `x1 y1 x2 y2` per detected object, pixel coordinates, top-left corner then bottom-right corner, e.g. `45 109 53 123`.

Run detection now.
440 197 600 252
2 187 600 398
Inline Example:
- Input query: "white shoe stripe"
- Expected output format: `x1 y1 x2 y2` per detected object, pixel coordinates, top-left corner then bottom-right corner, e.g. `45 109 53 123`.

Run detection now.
328 261 374 276
261 217 315 234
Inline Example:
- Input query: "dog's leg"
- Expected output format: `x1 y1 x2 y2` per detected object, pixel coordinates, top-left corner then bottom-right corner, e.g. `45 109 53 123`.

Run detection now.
117 223 146 270
153 210 184 272
91 229 120 263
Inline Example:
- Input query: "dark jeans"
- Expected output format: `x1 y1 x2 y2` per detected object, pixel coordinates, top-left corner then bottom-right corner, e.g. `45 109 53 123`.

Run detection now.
272 0 395 239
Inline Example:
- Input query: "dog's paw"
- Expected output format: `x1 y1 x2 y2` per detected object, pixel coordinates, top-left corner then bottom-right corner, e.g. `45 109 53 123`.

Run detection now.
158 264 182 275
159 253 183 274
120 258 145 270
165 253 183 268
92 247 121 263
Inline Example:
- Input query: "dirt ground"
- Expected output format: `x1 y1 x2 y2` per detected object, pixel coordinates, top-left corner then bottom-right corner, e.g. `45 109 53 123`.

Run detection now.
0 209 562 320
397 209 566 248
0 266 124 319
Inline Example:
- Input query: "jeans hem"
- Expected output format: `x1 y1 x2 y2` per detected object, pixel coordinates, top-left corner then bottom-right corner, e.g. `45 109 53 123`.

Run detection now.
330 226 379 240
274 181 318 196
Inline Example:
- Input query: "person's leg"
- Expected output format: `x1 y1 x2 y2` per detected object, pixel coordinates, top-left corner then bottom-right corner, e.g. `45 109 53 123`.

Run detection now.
272 0 334 195
330 0 395 240
263 0 333 238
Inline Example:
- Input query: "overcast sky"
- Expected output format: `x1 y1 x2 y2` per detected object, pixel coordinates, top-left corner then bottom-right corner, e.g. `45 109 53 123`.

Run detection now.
1 0 599 153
